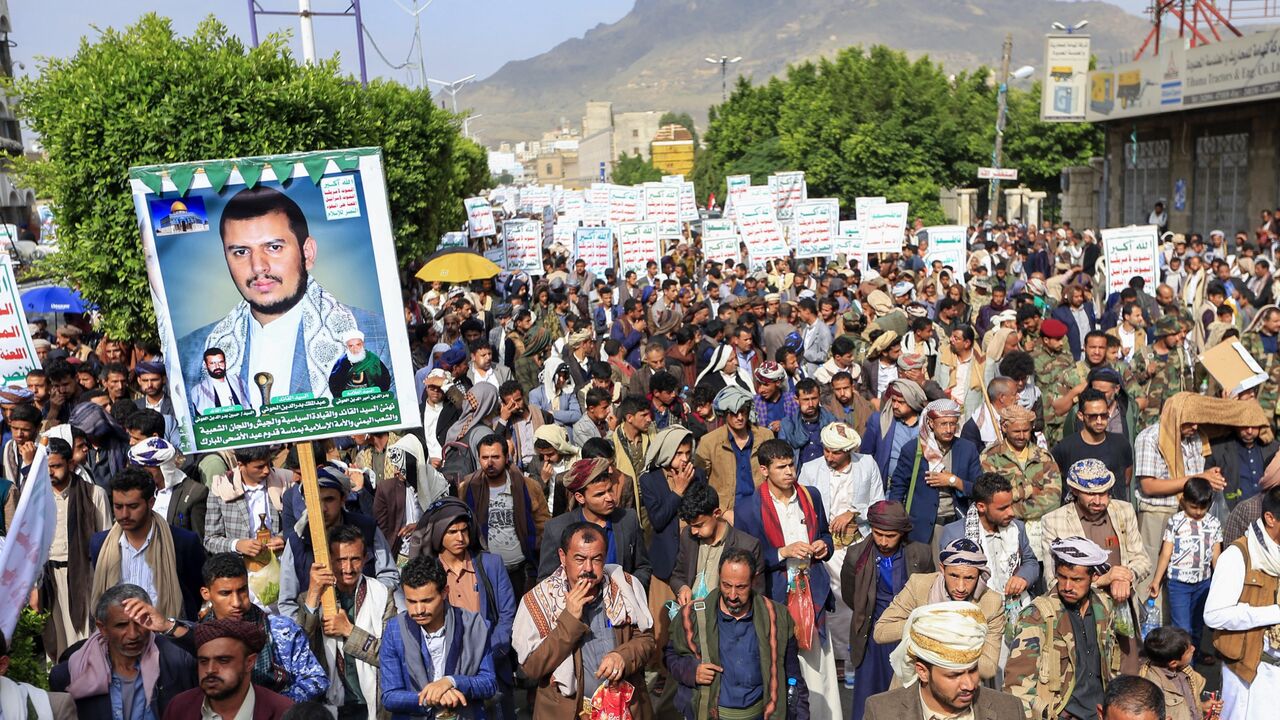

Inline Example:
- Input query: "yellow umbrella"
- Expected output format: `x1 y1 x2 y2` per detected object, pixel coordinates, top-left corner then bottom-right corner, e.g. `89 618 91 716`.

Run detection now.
415 248 502 283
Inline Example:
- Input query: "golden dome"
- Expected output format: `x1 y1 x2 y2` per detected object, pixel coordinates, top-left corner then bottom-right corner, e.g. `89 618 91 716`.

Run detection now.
170 201 188 213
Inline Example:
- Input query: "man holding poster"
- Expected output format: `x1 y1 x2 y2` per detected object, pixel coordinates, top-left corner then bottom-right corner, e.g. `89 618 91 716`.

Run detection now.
176 185 391 409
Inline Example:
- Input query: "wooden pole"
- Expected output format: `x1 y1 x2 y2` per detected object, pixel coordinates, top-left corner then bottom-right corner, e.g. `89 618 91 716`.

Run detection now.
296 442 337 616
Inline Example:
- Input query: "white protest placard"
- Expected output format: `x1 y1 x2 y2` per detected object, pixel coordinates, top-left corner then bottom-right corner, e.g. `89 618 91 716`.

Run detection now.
769 171 807 222
679 182 699 222
574 226 614 275
855 196 887 220
661 174 685 184
320 175 361 220
0 259 39 384
725 174 751 218
484 245 507 270
605 184 643 225
503 219 543 273
439 231 468 249
735 203 788 262
617 221 661 275
560 190 585 222
552 223 575 253
921 225 968 284
519 185 552 214
644 182 682 239
862 202 909 254
791 199 838 258
542 206 555 247
701 219 740 266
464 196 496 238
1101 225 1159 297
838 220 866 268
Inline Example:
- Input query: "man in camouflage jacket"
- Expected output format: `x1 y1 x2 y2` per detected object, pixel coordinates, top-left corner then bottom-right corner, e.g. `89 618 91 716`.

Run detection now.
1134 315 1194 424
1032 319 1076 448
979 405 1062 562
1004 536 1123 719
1240 306 1280 428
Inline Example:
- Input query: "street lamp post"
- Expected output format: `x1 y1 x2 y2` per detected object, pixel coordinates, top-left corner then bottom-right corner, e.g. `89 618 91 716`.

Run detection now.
392 0 441 87
1051 20 1090 34
427 74 477 114
463 113 483 139
990 32 1034 224
705 55 743 102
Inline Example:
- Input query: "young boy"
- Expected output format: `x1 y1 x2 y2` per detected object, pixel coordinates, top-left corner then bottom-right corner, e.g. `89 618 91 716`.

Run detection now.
1138 626 1221 720
667 482 763 606
1147 477 1223 658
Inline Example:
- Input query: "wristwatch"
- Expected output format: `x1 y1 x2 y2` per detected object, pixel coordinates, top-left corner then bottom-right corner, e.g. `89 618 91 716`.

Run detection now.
163 617 180 636
948 475 957 487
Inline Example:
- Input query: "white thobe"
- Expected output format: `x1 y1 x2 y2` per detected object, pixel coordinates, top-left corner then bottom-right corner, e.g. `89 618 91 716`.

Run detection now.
247 302 305 407
1204 544 1280 720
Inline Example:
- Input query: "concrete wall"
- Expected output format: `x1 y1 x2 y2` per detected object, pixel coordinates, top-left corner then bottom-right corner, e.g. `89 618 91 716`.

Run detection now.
1103 98 1280 233
583 101 613 140
614 111 665 160
1061 159 1103 230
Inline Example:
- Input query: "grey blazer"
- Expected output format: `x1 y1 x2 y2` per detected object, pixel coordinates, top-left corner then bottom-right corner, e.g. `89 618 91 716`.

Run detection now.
668 525 764 596
537 507 651 589
939 515 1041 588
864 684 1024 720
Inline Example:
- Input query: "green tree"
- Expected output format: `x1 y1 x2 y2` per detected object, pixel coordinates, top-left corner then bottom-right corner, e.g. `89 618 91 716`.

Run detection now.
612 152 664 186
695 45 1098 223
658 111 699 147
15 14 487 340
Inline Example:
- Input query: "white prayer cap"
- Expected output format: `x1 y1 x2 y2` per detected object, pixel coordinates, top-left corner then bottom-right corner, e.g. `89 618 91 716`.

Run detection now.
889 601 987 686
342 329 365 344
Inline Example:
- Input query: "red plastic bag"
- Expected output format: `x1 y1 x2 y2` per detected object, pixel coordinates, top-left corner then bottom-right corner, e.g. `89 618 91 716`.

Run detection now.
788 569 815 651
587 679 635 720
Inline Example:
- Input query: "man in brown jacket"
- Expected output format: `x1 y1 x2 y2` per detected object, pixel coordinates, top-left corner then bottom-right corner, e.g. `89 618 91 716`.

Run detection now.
513 521 656 720
693 386 774 513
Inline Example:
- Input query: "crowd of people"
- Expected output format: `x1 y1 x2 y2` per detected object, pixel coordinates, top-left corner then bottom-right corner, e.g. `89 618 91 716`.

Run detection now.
1 211 1278 720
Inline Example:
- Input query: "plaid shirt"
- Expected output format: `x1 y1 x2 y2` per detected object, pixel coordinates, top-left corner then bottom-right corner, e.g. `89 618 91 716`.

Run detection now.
1133 424 1205 508
1039 500 1153 583
754 391 799 429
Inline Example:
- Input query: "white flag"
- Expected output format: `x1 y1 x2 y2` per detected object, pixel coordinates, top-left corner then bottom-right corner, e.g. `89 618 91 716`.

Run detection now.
0 445 55 642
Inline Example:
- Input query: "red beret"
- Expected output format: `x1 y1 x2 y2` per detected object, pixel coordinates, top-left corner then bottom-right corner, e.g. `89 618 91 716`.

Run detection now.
1040 318 1069 339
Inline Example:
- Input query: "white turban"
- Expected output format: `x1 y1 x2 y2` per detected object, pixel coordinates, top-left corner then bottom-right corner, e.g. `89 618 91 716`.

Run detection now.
889 601 988 687
128 437 186 492
342 329 365 344
1049 536 1111 571
820 422 861 452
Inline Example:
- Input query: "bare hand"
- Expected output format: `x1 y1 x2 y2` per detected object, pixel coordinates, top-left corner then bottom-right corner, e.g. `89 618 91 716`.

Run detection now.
418 678 457 707
308 562 336 602
694 662 723 685
677 587 692 606
669 461 695 495
539 460 555 484
120 597 168 632
564 578 595 618
1004 576 1029 597
397 523 417 539
235 539 265 558
430 457 442 469
1111 578 1132 603
18 441 35 465
769 420 782 433
266 535 285 553
322 611 353 639
830 511 856 537
1147 582 1161 599
925 472 955 489
810 540 829 560
1201 468 1226 492
594 651 626 683
780 541 813 560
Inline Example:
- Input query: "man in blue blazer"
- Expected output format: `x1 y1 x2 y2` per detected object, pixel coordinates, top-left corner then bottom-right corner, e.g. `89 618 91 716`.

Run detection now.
1049 282 1098 360
860 379 927 483
733 438 844 719
938 472 1042 598
887 399 983 547
89 466 206 620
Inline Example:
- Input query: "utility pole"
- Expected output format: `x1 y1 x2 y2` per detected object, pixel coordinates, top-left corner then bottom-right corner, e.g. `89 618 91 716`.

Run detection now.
705 55 743 102
991 33 1012 224
298 0 317 63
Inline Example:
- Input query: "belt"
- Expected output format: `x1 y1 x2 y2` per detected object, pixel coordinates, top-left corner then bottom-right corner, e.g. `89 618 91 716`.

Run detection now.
1260 651 1280 667
717 700 765 720
47 561 69 569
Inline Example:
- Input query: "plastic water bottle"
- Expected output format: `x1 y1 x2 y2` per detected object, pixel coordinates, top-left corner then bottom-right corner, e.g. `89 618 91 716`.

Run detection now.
844 651 856 689
786 677 798 717
1140 598 1162 640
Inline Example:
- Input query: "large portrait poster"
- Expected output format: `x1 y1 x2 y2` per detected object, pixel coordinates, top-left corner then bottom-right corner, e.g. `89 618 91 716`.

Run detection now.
1101 225 1159 297
129 148 417 452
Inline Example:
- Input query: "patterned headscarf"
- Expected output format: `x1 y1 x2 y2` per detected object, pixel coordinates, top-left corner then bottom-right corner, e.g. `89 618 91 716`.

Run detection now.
1065 458 1115 494
939 538 988 573
753 361 785 384
820 422 861 452
998 404 1036 425
867 500 912 533
890 602 988 687
920 399 962 468
1049 536 1111 573
561 457 613 493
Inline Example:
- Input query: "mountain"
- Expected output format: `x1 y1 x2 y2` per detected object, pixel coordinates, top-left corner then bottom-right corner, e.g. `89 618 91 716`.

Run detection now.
461 0 1149 145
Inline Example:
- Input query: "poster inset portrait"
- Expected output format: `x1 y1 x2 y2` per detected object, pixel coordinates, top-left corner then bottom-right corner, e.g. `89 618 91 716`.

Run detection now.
129 148 416 452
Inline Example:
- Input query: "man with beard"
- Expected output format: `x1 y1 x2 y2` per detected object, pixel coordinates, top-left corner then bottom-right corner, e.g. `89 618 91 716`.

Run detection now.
379 555 498 719
328 330 392 398
822 370 873 432
50 584 197 719
191 347 251 415
514 522 655 720
779 378 837 469
161 618 295 720
940 473 1040 605
865 602 1022 720
887 399 982 548
1004 537 1124 719
667 549 809 720
177 185 390 408
125 552 328 703
978 404 1062 555
537 457 650 587
1050 283 1097 360
860 379 927 482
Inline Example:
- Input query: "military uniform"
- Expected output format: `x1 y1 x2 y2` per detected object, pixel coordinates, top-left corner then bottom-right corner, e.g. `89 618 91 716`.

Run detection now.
1039 349 1081 448
1241 331 1280 429
980 440 1062 564
1134 345 1194 424
1003 591 1123 719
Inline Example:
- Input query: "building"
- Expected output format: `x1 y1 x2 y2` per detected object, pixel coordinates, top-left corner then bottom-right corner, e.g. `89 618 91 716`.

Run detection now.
1087 24 1280 236
0 1 34 231
613 111 665 160
650 124 695 176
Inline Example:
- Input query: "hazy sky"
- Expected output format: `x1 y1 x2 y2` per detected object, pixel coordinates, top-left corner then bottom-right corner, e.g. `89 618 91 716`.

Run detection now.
12 1 1153 91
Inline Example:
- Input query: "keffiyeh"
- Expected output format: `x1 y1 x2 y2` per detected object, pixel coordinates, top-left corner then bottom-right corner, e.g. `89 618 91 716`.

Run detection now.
890 602 988 687
1049 536 1111 571
820 422 861 452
